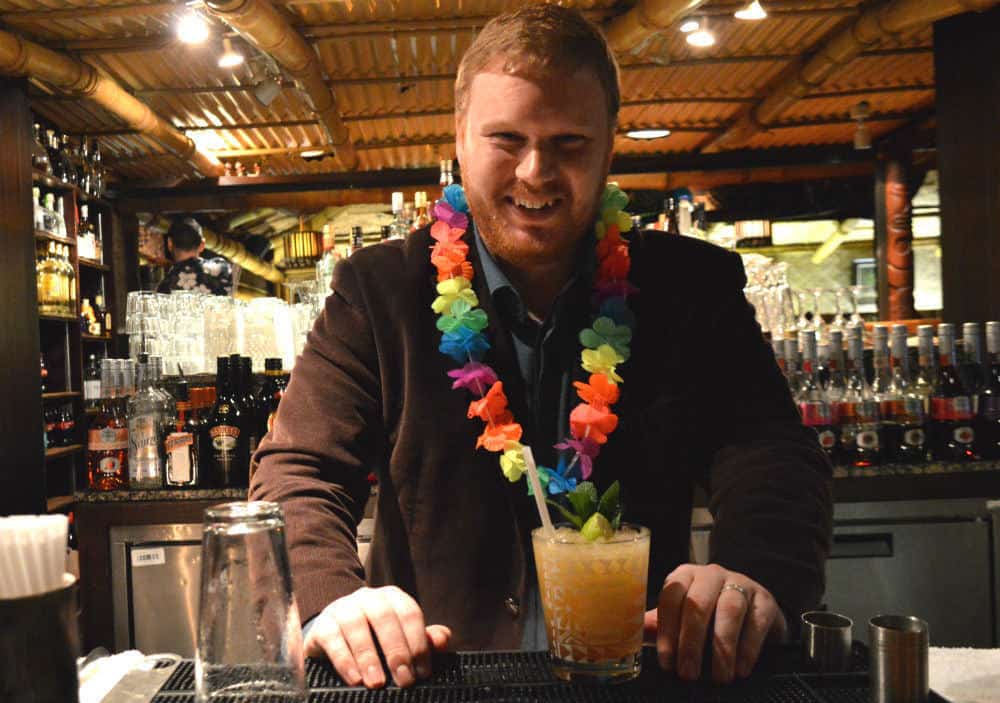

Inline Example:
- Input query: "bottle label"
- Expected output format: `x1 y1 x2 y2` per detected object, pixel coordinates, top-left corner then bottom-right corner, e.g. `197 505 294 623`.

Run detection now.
89 427 127 451
953 426 975 445
799 403 831 426
903 428 927 448
979 396 1000 421
84 380 101 401
817 430 837 449
165 432 194 484
129 414 161 481
931 397 974 421
856 430 879 450
98 456 122 476
210 425 240 451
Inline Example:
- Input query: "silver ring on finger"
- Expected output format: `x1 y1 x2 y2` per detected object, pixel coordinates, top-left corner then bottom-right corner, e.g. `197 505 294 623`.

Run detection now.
720 582 752 608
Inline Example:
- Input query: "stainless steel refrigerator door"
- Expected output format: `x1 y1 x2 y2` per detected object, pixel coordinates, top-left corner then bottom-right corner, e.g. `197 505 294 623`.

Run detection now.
111 523 203 657
824 519 993 647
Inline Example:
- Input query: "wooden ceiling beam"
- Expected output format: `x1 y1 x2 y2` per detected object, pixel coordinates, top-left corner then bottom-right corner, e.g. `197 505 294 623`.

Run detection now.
0 1 176 22
0 26 223 178
604 0 712 57
702 0 997 153
204 0 358 169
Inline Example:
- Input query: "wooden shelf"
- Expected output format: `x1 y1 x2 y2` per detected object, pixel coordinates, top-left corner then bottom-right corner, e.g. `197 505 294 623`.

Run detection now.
39 312 77 322
32 169 78 193
79 258 110 271
45 444 84 460
34 229 76 246
81 333 112 342
42 391 80 401
47 495 75 513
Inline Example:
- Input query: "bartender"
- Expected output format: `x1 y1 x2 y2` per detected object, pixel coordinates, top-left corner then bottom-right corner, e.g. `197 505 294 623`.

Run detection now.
251 3 833 690
156 217 228 295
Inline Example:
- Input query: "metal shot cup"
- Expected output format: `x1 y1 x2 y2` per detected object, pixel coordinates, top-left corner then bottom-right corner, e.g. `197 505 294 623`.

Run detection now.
801 611 853 673
0 574 80 703
869 615 929 703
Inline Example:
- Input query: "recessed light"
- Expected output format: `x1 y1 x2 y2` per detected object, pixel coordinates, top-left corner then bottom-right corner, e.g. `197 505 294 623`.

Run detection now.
177 12 210 44
218 38 244 68
626 129 671 140
686 27 716 47
300 149 325 159
735 1 767 21
679 18 700 33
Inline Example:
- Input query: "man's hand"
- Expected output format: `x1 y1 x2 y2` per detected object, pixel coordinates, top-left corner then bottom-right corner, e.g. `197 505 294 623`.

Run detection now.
304 586 452 688
643 564 788 684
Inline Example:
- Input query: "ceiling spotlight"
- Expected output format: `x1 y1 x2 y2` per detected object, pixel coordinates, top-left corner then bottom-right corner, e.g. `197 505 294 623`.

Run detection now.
300 148 325 160
253 77 281 107
218 37 244 68
679 18 701 33
177 12 210 44
686 20 716 47
735 1 768 21
626 129 672 140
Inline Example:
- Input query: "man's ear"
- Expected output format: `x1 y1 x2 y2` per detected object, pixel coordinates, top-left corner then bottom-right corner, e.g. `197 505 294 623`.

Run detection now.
455 112 467 165
167 239 174 256
198 241 206 256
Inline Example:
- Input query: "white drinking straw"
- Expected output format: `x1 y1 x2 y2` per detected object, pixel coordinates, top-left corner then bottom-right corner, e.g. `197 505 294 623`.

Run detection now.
521 446 555 539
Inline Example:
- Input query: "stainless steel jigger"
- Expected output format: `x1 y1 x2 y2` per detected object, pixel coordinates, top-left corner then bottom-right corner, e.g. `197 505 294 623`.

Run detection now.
801 611 853 673
869 615 929 703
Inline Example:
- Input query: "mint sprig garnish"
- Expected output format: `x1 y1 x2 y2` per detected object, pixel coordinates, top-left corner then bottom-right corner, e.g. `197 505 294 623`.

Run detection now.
545 480 622 538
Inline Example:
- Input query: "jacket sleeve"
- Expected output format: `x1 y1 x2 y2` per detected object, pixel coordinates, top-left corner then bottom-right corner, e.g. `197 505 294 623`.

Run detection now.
697 252 833 626
249 258 381 624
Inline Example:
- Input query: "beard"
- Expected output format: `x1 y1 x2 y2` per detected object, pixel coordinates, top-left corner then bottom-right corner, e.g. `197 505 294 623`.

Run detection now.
465 179 605 272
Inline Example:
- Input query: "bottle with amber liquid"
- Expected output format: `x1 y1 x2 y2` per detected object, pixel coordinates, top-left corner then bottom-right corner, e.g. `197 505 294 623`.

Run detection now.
165 378 199 487
87 359 128 491
930 323 977 461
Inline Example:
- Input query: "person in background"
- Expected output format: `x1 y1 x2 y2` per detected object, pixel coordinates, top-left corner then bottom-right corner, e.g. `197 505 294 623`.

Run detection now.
252 3 832 691
156 217 228 295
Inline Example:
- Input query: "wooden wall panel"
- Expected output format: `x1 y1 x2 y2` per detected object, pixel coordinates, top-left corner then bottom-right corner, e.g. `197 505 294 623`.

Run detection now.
935 8 1000 323
0 78 45 515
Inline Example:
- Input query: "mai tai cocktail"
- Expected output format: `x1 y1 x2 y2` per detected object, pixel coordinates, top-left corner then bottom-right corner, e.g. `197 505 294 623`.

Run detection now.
532 522 650 682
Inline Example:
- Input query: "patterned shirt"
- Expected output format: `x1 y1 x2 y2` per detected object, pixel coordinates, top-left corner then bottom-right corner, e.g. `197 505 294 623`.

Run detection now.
156 258 228 295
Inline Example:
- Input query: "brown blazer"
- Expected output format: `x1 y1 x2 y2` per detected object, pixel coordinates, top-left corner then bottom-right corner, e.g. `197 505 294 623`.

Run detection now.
250 225 833 650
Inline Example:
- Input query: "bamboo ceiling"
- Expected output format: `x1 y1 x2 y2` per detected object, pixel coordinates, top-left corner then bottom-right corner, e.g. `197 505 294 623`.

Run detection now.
2 0 946 183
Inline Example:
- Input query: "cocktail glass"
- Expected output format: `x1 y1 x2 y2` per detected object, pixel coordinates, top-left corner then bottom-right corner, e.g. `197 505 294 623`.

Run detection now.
531 524 650 683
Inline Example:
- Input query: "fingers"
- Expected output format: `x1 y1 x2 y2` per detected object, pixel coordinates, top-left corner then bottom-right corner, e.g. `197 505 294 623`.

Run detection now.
656 566 694 673
384 587 432 680
305 616 363 686
425 624 453 651
676 564 727 681
735 590 784 679
711 584 752 684
335 593 390 688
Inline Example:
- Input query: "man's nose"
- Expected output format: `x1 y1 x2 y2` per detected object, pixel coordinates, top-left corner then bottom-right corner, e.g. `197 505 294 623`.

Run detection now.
514 145 556 185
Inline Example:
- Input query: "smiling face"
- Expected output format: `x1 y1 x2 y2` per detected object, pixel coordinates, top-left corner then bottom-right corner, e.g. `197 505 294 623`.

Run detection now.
455 64 616 274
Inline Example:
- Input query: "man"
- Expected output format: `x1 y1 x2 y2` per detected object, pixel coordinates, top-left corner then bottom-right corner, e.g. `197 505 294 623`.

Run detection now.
156 217 228 295
251 4 832 690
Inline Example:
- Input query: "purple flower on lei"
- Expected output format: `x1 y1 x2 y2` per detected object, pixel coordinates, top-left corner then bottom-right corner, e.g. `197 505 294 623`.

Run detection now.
553 437 600 480
447 362 498 397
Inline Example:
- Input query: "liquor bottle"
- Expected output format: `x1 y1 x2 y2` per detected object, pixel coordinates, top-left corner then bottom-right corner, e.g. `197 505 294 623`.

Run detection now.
32 187 44 231
87 359 128 491
838 328 881 468
413 191 430 230
783 337 800 394
165 378 199 487
390 192 408 239
79 137 92 195
60 134 77 186
929 323 977 461
32 122 51 173
83 353 101 411
960 322 986 409
664 197 681 235
148 356 176 435
91 140 104 197
771 338 786 378
128 356 166 489
913 324 936 413
46 129 65 182
41 192 61 236
44 407 58 449
975 321 1000 460
78 205 96 261
380 225 392 242
871 326 893 400
63 244 76 313
238 356 260 455
94 294 112 336
206 356 249 488
350 226 364 256
825 330 847 406
796 331 837 460
316 224 339 293
57 405 76 447
40 353 48 393
256 357 289 440
881 324 928 463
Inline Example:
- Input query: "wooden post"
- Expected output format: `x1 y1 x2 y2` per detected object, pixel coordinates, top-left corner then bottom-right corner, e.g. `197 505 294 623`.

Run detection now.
935 7 1000 323
0 78 45 515
875 157 917 320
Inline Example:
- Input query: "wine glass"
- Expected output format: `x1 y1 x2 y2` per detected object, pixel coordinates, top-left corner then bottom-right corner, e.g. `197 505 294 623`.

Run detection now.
848 286 866 327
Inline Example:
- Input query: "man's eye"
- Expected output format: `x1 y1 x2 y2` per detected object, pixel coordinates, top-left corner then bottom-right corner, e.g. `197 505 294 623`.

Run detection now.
490 133 522 142
554 136 587 148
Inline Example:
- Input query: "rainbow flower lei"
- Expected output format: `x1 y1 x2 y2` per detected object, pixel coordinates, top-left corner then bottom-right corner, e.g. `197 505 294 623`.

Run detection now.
430 184 638 495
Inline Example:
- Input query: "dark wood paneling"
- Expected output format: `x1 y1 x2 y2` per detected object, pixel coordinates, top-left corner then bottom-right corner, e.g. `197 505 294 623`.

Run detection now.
0 78 45 515
935 8 1000 323
111 209 138 358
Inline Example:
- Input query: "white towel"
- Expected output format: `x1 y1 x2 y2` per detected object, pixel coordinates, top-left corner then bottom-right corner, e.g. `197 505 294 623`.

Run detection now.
930 647 1000 703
